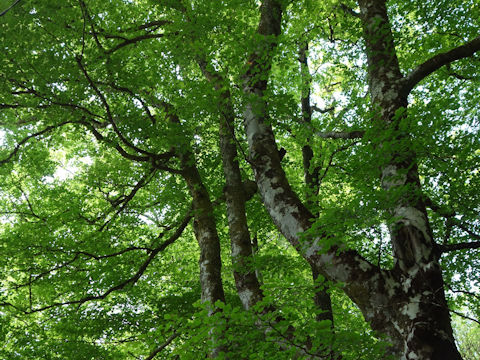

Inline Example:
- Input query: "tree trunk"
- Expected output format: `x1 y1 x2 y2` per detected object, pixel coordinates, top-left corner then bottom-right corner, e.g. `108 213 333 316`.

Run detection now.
299 43 336 359
218 90 265 310
357 0 462 358
179 140 227 358
240 1 463 359
197 60 265 310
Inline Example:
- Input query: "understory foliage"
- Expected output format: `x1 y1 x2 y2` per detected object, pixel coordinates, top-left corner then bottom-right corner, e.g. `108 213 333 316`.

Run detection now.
0 0 479 359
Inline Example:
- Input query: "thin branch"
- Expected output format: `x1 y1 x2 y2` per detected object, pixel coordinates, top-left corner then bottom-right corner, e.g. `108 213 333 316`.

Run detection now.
317 140 360 185
425 197 480 253
76 57 168 159
14 246 153 289
315 130 364 139
98 167 157 231
10 211 192 315
311 105 335 114
401 35 480 95
145 332 179 360
338 3 360 18
447 286 480 302
0 120 73 166
78 0 105 51
76 118 151 162
450 309 480 326
0 0 23 17
445 64 475 81
106 33 165 54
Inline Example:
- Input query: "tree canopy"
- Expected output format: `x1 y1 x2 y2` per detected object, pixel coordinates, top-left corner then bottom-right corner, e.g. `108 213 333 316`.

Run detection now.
1 0 479 359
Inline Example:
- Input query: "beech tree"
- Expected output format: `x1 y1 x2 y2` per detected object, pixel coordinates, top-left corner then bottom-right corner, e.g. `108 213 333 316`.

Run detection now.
1 0 479 359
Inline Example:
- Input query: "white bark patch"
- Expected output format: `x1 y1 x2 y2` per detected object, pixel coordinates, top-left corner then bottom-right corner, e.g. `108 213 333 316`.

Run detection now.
231 241 242 258
371 80 385 102
381 164 407 189
384 274 400 297
402 277 412 292
357 257 371 272
304 238 322 259
383 88 399 102
394 206 432 246
199 259 212 302
401 294 421 320
328 262 352 283
256 160 305 242
243 104 261 148
239 289 254 310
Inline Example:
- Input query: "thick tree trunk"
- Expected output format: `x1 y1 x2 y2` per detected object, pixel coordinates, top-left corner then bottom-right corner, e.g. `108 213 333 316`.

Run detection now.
179 145 227 358
180 153 226 307
197 60 265 310
357 0 462 358
240 1 463 359
218 94 265 310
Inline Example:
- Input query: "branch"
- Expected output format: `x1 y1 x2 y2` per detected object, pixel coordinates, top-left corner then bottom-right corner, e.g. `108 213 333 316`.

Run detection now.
144 332 179 360
106 33 165 54
75 57 169 160
311 105 334 114
13 212 192 314
0 120 73 166
445 63 475 81
425 197 480 253
401 35 480 95
318 140 360 184
315 130 364 139
99 167 157 231
438 241 480 253
76 118 151 162
450 309 480 326
338 3 360 18
0 0 22 17
78 0 105 51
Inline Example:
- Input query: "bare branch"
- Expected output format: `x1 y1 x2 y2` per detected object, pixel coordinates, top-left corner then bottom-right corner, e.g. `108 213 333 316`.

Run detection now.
450 309 480 326
106 33 165 54
145 332 179 360
401 35 480 95
9 211 192 315
0 0 23 17
315 130 364 139
439 241 480 253
0 120 73 166
311 105 335 114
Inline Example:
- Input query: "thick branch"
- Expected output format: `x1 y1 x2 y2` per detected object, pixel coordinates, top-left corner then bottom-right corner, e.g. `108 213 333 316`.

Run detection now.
439 241 480 253
401 36 480 95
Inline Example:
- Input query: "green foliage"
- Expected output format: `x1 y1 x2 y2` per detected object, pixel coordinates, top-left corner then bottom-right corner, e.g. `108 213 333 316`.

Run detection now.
0 0 479 358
